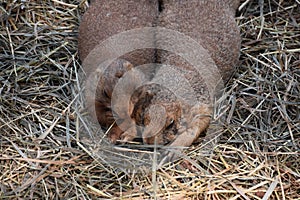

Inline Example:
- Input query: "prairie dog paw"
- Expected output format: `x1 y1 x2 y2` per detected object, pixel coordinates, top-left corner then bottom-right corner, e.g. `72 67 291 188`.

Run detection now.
119 125 138 143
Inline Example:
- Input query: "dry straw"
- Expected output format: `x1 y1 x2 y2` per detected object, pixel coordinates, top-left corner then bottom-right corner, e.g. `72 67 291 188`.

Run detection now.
0 0 299 199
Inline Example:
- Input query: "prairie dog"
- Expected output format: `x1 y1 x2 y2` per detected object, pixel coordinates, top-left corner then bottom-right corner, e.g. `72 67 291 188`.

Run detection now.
79 0 158 142
152 0 241 148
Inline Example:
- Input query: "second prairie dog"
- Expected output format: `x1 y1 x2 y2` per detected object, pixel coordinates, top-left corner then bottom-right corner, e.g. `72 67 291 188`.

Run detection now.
150 0 241 147
79 0 241 147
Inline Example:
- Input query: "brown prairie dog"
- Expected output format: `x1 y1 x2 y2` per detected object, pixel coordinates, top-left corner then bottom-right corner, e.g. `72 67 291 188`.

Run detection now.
78 1 241 148
79 0 158 142
154 0 241 148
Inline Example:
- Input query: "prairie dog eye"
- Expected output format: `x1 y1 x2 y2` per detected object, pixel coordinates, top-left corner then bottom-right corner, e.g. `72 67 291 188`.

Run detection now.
166 119 174 129
103 90 110 98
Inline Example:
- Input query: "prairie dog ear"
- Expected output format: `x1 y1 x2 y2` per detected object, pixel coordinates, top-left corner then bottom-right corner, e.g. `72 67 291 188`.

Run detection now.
115 60 134 78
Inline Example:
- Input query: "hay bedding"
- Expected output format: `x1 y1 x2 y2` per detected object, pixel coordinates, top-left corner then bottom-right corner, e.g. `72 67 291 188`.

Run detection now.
0 0 299 199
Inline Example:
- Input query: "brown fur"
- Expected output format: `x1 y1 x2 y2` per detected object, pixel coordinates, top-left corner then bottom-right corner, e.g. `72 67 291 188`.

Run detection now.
79 0 158 142
79 0 241 147
154 0 241 148
78 0 158 63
